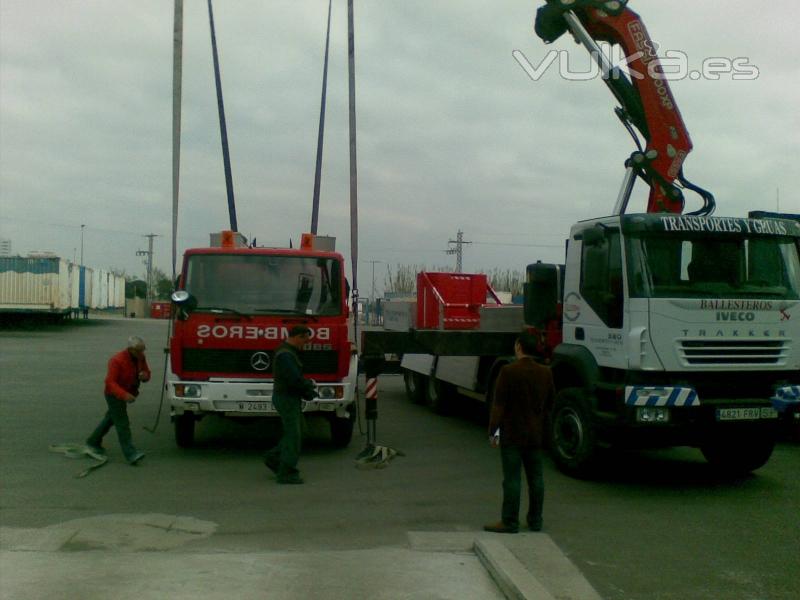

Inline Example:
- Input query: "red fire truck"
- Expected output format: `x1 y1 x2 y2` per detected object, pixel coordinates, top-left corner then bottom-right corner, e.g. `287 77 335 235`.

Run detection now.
169 231 357 448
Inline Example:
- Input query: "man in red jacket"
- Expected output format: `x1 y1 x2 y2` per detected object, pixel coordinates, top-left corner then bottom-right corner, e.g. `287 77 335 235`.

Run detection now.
86 336 151 464
484 332 555 534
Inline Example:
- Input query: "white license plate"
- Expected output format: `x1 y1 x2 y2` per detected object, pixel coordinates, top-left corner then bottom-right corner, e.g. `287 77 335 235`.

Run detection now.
716 407 778 421
234 401 273 412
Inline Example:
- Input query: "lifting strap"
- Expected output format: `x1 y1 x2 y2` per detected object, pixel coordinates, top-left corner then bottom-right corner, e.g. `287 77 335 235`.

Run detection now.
48 444 108 478
207 0 238 231
310 0 333 235
347 0 360 340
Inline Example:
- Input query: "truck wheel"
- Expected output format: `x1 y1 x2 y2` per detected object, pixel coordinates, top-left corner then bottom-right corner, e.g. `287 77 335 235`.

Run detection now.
426 377 455 415
174 413 195 448
330 412 355 448
701 429 775 476
550 388 597 477
403 370 426 405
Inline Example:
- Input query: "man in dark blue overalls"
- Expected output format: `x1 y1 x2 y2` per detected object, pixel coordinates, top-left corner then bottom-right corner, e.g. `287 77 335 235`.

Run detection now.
263 325 317 484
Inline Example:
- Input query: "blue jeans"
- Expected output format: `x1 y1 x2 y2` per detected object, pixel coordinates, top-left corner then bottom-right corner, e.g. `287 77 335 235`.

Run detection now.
87 394 139 462
500 445 544 529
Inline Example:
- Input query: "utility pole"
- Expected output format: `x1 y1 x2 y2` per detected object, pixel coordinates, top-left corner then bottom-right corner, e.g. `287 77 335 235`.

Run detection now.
365 259 383 325
446 229 471 273
137 234 158 302
80 224 85 266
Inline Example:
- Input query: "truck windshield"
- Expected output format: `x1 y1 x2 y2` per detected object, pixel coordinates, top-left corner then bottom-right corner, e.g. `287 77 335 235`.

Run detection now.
626 234 800 299
184 254 343 316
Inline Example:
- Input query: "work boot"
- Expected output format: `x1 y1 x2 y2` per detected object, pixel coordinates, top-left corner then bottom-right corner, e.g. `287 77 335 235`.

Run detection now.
483 521 518 534
128 451 146 466
528 519 543 532
276 474 304 485
263 456 279 474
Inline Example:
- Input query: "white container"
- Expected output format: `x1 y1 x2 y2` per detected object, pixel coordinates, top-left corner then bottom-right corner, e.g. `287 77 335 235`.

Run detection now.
90 268 101 308
69 263 80 309
99 270 109 309
382 299 417 331
112 274 125 308
0 256 73 314
82 267 94 308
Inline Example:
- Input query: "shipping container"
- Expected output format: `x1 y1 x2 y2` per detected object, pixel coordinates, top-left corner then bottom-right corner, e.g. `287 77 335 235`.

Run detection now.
80 266 93 308
0 256 74 315
112 274 125 308
69 263 80 309
150 301 171 319
90 268 102 308
98 270 109 309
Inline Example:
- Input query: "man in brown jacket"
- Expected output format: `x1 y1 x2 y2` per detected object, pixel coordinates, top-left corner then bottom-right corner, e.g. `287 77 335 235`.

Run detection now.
484 331 555 533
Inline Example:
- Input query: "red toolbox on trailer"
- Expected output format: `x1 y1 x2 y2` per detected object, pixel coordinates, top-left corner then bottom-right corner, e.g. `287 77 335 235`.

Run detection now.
416 272 501 330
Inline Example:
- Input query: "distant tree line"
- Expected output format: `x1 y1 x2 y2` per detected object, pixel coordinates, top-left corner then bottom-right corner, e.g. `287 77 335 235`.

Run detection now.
124 267 174 300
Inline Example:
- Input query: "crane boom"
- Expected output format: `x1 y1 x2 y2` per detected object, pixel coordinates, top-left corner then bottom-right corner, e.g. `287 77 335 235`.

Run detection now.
535 0 714 215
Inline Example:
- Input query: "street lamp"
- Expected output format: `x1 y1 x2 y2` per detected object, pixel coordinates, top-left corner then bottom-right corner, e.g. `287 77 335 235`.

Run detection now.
80 224 85 266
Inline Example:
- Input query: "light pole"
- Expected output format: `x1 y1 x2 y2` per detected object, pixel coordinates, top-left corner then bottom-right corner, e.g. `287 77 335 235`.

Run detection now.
80 224 85 266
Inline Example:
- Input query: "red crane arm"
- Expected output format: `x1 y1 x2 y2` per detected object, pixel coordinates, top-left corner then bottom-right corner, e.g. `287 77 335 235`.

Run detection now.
580 5 690 213
535 1 706 214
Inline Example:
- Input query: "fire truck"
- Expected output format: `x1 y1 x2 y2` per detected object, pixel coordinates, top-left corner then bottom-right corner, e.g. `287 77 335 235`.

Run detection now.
169 231 357 448
360 1 800 476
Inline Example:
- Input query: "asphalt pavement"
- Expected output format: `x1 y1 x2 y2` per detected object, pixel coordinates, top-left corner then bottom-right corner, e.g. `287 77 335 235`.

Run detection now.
1 314 798 600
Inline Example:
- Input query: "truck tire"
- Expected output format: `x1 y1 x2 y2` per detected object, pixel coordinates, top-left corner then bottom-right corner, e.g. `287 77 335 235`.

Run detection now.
549 388 597 477
174 413 195 448
330 412 355 448
701 428 775 476
403 370 426 405
426 377 455 415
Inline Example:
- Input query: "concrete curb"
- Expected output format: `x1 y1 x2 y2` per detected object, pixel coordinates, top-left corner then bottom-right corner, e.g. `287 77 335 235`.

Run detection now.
475 538 557 600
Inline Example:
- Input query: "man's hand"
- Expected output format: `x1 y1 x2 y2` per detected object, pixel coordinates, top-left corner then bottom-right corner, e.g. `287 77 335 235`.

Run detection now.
138 371 150 382
489 428 500 449
124 393 136 403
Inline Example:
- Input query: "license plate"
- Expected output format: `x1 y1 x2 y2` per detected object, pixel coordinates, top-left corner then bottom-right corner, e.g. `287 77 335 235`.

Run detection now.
234 401 273 412
716 407 778 421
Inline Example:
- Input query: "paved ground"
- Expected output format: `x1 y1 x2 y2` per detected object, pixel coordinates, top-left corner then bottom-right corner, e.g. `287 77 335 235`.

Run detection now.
1 316 798 599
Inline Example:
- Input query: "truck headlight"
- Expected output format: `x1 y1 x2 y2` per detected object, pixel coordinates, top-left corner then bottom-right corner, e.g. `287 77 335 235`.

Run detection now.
636 407 670 423
174 384 202 398
316 385 343 399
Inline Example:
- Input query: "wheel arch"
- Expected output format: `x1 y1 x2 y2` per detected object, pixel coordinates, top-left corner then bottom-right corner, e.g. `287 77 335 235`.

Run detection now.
551 344 599 393
485 356 513 402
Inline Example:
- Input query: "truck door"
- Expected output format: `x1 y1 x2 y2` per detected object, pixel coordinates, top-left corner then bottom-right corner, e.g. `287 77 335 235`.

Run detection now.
579 227 626 367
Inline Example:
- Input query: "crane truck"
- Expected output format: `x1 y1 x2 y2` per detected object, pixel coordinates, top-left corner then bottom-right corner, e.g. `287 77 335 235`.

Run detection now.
360 0 800 476
168 232 357 448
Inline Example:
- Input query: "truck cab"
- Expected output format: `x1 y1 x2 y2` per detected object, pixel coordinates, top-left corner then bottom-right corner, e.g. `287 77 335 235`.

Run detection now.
168 233 357 448
549 213 800 473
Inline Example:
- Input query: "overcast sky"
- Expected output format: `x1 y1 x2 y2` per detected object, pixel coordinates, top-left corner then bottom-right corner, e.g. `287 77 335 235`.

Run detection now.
1 1 798 293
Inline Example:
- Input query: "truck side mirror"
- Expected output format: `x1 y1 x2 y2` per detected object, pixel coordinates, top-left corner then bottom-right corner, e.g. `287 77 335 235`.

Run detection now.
582 227 606 247
171 290 191 303
170 290 196 318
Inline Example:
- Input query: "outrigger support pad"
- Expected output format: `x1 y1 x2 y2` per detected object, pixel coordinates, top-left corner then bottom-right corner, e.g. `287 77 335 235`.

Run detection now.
354 355 404 469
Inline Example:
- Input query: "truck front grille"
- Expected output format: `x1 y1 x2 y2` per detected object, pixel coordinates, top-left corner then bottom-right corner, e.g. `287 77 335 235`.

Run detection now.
678 340 788 367
182 349 339 375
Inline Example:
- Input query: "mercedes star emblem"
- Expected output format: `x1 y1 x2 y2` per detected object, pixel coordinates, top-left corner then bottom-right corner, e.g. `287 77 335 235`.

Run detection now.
250 351 271 371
